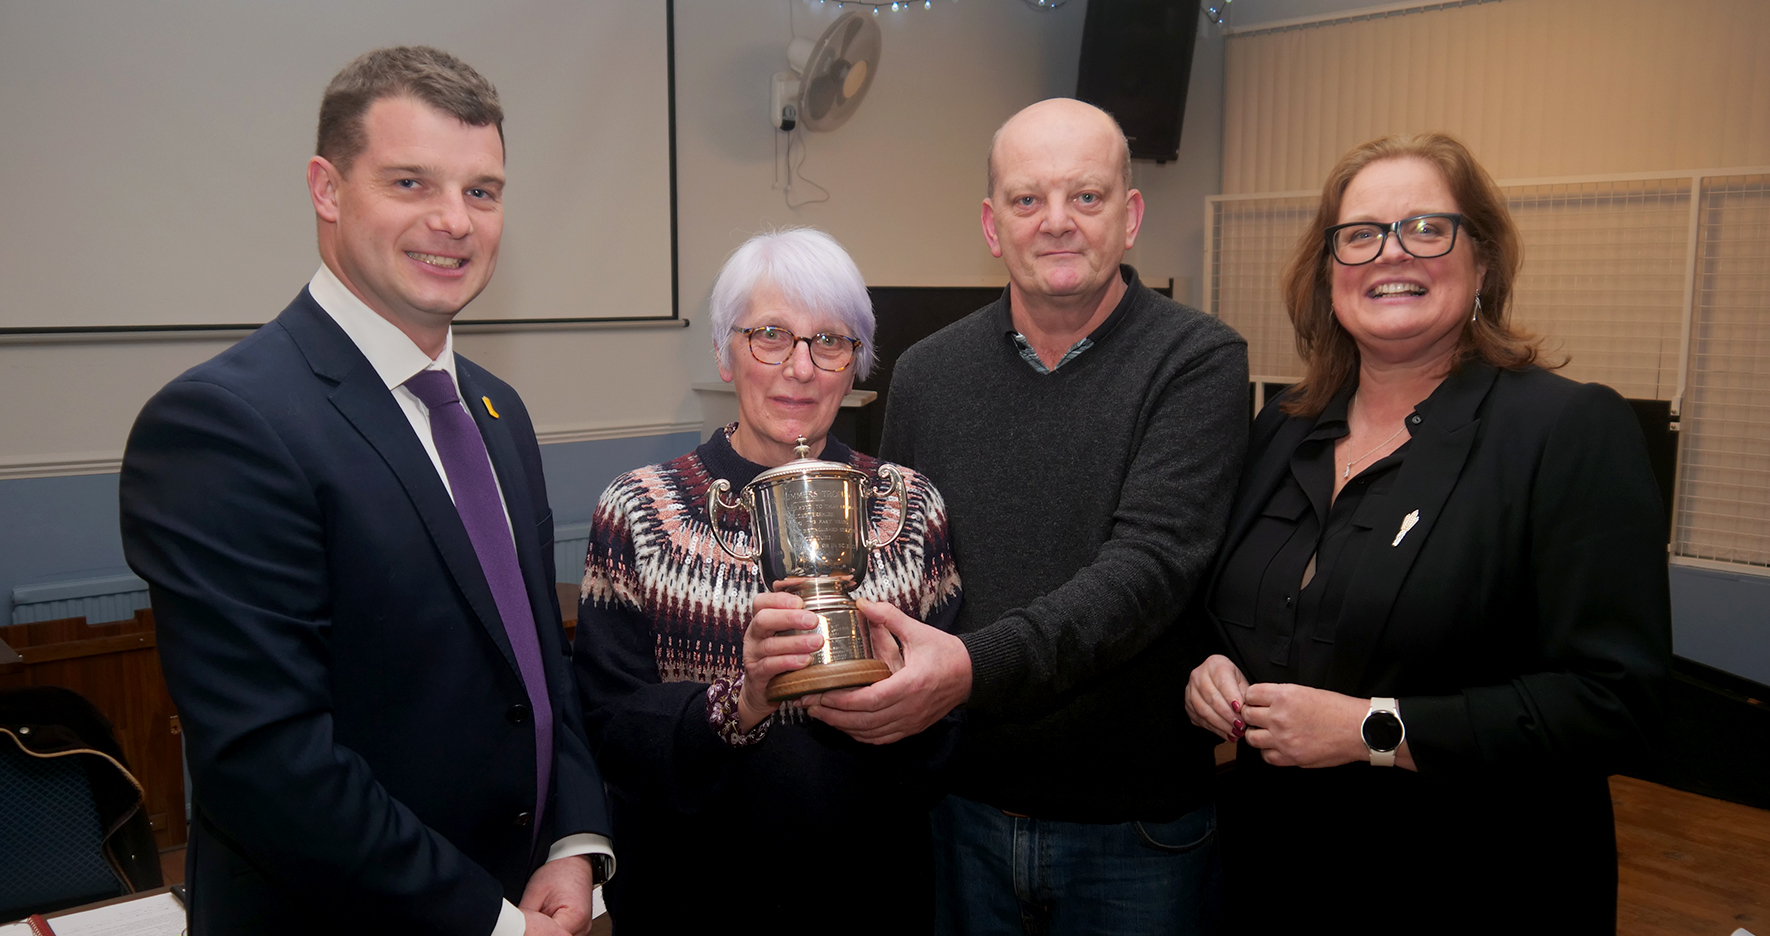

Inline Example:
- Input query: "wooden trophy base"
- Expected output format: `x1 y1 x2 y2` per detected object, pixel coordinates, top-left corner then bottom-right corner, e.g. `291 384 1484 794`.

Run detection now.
765 658 893 702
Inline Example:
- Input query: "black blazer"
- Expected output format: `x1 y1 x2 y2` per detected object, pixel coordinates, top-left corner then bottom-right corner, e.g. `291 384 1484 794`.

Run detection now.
1207 362 1671 931
120 291 610 935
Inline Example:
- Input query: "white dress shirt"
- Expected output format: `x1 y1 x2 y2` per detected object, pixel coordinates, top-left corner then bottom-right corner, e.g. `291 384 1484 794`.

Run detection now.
308 266 612 936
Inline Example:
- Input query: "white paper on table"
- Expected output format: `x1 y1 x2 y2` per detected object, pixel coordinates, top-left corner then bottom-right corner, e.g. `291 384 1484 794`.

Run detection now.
41 892 185 936
13 886 600 932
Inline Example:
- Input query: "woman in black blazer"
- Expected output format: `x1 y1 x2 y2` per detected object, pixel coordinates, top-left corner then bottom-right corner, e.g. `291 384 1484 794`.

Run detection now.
1185 133 1670 933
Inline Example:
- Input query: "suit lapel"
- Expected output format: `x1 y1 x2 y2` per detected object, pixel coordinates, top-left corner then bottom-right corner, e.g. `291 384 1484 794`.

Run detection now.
1224 415 1315 564
277 295 523 680
1200 407 1316 659
1325 362 1500 693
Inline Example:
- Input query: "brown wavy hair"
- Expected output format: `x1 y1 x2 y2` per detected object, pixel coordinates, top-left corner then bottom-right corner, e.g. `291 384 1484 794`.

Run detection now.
1279 133 1554 417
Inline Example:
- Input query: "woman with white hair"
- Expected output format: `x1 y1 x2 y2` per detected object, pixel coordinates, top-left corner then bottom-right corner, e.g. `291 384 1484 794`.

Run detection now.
573 228 961 933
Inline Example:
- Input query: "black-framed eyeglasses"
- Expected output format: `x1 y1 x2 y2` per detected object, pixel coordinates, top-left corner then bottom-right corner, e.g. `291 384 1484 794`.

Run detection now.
734 325 862 372
1325 213 1466 266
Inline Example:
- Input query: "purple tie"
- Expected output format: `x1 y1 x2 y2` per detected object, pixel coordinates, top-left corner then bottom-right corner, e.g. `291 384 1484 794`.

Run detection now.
405 369 552 836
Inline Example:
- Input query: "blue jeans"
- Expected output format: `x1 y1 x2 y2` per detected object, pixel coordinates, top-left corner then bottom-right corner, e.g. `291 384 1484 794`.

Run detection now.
930 794 1219 936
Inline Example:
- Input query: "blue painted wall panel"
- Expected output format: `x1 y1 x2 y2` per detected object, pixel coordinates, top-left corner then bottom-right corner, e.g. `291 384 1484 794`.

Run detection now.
11 435 1758 683
0 473 134 623
0 431 708 620
538 431 705 529
1669 564 1770 687
540 431 701 585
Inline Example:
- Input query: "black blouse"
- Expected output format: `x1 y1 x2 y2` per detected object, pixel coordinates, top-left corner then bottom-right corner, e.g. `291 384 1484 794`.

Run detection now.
1209 388 1411 688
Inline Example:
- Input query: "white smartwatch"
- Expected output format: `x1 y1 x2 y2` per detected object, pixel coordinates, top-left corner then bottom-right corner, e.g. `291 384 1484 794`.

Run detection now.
1361 697 1405 767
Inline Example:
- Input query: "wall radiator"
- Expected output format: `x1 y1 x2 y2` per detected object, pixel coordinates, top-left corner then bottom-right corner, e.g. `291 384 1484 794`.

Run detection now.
11 573 150 626
554 521 592 595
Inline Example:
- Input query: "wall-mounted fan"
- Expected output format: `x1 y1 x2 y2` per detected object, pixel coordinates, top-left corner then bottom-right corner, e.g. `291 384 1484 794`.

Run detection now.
770 11 882 133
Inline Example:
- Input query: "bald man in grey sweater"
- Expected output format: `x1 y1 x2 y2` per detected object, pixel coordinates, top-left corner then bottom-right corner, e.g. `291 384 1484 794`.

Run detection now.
807 99 1247 934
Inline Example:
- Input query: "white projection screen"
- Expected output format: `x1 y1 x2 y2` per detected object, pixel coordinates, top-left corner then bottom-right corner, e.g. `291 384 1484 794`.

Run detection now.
0 1 678 332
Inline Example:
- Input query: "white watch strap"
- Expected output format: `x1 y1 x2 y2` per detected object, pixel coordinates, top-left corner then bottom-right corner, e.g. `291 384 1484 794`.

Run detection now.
1367 697 1400 767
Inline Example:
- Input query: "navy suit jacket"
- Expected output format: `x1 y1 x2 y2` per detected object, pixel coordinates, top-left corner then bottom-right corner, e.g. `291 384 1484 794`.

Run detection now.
120 290 610 935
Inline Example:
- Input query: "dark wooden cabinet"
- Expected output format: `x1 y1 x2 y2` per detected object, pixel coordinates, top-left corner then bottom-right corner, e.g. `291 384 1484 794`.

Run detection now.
0 610 187 851
0 583 589 856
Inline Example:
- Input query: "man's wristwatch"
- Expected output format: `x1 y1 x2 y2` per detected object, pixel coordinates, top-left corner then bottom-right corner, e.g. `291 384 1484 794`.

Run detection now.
1361 697 1405 767
589 853 613 886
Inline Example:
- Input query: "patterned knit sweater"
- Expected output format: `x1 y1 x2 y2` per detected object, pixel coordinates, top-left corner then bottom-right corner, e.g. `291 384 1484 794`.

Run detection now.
580 427 958 690
571 427 960 932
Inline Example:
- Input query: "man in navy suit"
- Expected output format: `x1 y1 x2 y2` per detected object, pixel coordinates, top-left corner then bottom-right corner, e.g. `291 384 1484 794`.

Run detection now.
120 47 611 936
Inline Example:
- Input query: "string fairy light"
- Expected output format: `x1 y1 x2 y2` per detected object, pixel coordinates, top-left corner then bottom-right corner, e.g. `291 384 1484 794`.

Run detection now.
817 0 955 11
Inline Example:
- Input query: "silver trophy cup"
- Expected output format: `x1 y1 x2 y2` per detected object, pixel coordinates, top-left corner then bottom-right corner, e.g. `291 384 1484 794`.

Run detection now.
709 438 906 701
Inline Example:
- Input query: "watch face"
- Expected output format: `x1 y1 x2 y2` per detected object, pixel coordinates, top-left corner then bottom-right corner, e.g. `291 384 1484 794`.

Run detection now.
1363 710 1403 752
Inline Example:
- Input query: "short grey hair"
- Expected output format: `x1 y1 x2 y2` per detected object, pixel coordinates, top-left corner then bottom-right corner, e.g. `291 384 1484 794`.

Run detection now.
709 228 876 379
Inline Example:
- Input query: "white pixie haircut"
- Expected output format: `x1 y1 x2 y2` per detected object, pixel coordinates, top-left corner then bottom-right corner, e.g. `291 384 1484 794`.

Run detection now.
709 228 876 379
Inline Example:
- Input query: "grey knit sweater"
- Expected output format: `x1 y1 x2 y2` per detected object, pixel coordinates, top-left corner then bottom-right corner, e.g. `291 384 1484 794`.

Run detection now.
879 267 1248 821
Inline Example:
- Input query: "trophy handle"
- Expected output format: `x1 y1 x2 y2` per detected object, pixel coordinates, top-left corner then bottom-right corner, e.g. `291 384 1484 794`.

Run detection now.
862 464 907 550
707 479 756 561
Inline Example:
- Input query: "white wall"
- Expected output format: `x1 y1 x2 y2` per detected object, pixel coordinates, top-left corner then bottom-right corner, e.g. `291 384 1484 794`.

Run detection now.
0 0 1234 477
669 0 1083 361
1216 0 1389 29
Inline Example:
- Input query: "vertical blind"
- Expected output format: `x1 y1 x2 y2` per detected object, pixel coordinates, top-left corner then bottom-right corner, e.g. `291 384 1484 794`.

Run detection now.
1678 176 1770 566
1499 178 1689 402
1214 0 1770 570
1222 0 1770 195
1209 174 1706 400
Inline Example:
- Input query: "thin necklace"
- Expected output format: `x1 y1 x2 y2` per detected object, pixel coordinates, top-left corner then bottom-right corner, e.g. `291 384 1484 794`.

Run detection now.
1342 396 1407 479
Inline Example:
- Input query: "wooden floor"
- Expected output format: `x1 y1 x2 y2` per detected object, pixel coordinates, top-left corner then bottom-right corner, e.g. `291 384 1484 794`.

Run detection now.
1614 774 1770 935
151 776 1767 934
